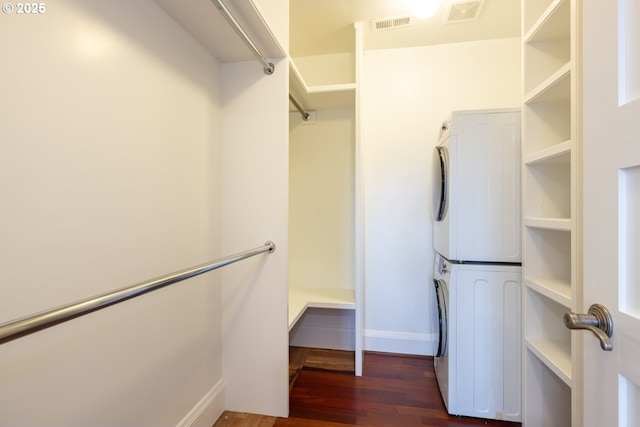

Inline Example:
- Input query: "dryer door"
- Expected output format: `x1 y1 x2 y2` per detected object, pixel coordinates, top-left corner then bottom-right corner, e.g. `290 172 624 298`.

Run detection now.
433 278 448 357
432 146 448 221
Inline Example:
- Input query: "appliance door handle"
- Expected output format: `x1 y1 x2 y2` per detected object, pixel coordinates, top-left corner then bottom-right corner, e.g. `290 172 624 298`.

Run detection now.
432 147 448 221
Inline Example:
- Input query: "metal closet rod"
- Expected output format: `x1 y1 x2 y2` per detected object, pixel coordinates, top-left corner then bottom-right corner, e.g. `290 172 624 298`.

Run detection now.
289 94 310 121
211 0 275 75
0 241 276 345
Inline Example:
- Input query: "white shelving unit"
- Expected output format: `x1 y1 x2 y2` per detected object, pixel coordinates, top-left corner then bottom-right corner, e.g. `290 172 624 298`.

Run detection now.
521 0 581 425
288 24 364 375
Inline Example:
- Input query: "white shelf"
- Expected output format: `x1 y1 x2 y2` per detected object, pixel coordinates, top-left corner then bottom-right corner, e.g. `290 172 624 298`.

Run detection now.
288 287 356 331
525 337 572 387
289 60 355 111
524 227 572 288
524 0 570 44
524 141 571 165
525 217 572 231
307 83 356 93
523 102 571 153
522 0 570 94
525 63 571 104
304 84 355 110
523 163 571 218
524 277 572 308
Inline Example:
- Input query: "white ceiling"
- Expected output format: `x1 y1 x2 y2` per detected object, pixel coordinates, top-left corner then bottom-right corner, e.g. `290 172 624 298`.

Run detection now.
154 1 520 65
290 0 521 57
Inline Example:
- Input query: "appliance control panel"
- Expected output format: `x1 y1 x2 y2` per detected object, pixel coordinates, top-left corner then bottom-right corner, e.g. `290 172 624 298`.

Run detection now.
437 256 450 275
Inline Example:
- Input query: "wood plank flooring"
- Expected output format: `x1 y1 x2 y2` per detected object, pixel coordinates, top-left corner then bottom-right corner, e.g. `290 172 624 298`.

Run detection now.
288 347 355 390
214 348 521 427
214 412 277 427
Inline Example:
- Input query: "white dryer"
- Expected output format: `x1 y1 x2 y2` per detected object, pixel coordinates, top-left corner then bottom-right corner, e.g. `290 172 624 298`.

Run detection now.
432 109 521 263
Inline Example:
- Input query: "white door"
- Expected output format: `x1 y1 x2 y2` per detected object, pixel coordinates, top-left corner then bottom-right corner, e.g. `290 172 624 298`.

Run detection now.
581 0 640 425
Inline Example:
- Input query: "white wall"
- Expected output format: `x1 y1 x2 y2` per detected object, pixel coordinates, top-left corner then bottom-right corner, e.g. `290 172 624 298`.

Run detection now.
216 2 289 419
220 59 289 417
362 37 522 355
0 1 223 426
0 0 290 424
289 108 355 290
288 108 355 351
252 0 289 55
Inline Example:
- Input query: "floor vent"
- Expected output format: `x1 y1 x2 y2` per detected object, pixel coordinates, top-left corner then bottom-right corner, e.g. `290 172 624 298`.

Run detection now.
371 15 413 31
444 1 484 23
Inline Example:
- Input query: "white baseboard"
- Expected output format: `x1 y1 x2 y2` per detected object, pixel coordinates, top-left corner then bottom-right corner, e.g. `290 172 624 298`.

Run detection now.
176 379 226 427
364 329 437 356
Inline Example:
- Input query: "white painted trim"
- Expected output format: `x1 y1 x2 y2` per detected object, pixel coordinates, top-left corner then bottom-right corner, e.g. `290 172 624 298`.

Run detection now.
176 379 225 427
290 307 356 351
290 324 355 351
364 329 437 356
353 21 365 377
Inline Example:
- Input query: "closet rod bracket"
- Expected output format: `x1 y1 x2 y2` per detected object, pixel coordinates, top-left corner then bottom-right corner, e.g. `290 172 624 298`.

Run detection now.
264 63 275 75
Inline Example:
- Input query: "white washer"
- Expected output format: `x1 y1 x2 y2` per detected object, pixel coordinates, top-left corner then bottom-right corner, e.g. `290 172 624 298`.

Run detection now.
433 253 522 422
433 256 450 408
432 109 522 263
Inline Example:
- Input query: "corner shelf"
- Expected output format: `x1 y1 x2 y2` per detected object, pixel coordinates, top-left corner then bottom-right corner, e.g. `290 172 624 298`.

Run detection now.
288 287 356 331
289 58 355 112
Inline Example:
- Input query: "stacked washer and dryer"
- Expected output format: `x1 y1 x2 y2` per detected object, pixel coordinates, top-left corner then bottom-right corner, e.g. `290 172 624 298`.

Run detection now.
432 109 522 422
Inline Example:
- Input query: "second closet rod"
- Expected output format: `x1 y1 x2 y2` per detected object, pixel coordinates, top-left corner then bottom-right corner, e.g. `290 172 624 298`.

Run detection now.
289 94 310 121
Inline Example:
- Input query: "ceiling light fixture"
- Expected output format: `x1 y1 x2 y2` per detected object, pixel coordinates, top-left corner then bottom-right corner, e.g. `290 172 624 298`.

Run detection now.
411 0 441 19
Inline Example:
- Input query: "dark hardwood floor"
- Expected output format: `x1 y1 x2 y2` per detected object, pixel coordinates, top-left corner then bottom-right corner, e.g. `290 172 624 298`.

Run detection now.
278 351 518 427
215 349 521 427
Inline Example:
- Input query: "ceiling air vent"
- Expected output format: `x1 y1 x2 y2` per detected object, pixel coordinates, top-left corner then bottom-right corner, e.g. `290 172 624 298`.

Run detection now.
371 15 413 31
444 0 484 24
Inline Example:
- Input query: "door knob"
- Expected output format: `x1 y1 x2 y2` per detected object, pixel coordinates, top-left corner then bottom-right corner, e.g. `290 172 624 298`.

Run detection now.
564 304 614 351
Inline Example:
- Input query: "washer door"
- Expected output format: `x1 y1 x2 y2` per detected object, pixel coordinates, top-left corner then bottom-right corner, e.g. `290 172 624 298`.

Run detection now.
432 146 448 221
433 278 448 358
